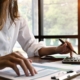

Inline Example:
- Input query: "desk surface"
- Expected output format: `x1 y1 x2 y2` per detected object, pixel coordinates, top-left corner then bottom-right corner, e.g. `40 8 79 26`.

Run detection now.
29 56 54 63
0 57 61 80
0 57 80 80
29 56 61 63
29 57 80 80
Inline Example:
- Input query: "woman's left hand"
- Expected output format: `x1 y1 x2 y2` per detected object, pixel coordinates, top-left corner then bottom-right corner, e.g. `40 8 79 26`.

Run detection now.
56 41 74 57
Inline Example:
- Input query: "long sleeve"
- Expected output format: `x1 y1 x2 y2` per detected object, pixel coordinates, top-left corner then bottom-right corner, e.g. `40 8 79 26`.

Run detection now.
17 18 45 57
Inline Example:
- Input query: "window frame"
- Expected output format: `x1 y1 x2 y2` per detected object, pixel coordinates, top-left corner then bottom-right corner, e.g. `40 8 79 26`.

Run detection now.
34 0 80 54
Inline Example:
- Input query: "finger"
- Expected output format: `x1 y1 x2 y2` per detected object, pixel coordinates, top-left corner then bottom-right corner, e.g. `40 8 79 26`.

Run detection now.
66 41 74 51
60 42 73 54
61 47 70 54
61 50 69 54
58 43 67 53
28 59 32 63
14 52 33 63
70 51 73 58
33 67 37 74
15 51 24 57
23 59 37 76
14 52 32 63
9 56 29 76
12 52 26 59
12 53 37 76
59 43 67 49
5 61 20 76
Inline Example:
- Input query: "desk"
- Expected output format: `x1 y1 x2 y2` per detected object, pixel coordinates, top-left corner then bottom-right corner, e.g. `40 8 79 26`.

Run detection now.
30 57 80 80
0 57 61 80
0 57 80 80
29 56 61 63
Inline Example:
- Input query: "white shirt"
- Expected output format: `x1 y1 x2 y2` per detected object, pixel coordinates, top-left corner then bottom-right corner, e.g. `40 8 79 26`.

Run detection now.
0 16 45 57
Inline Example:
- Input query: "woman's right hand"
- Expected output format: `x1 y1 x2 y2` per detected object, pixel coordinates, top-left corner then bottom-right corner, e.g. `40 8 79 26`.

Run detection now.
0 51 37 76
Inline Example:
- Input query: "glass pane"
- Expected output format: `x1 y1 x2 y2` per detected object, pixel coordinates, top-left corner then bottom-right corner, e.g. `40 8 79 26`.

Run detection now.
18 0 38 35
43 0 78 35
43 38 78 53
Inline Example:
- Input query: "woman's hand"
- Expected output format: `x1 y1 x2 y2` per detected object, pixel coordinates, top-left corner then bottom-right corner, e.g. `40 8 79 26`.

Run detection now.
0 51 37 76
56 41 74 57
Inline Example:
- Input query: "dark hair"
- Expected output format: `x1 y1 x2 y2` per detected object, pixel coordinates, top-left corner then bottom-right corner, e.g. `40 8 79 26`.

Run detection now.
0 0 19 30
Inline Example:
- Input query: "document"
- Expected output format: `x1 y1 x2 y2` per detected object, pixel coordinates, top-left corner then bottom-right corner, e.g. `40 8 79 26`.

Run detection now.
44 61 80 80
44 61 80 71
0 63 71 80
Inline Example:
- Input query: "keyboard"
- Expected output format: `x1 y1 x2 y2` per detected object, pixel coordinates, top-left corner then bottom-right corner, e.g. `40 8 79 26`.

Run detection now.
62 57 80 64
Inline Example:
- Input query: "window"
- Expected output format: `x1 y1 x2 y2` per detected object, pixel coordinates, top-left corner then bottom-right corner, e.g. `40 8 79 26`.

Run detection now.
37 0 79 53
43 0 77 35
18 0 38 35
14 0 80 54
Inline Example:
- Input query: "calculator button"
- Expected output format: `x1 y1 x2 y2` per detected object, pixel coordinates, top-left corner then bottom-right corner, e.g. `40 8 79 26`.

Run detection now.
67 70 74 73
51 76 56 79
62 57 80 64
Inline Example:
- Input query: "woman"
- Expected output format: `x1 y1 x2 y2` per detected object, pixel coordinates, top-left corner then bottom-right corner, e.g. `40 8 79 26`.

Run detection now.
0 0 74 76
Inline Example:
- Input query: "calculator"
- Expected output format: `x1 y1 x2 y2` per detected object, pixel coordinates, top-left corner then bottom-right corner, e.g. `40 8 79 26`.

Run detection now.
62 57 80 64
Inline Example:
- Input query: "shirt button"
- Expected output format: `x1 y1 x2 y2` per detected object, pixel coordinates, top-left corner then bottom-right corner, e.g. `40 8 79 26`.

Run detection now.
7 37 11 41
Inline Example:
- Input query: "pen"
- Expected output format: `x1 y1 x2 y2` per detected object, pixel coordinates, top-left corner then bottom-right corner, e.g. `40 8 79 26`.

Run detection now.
51 71 80 80
59 38 77 54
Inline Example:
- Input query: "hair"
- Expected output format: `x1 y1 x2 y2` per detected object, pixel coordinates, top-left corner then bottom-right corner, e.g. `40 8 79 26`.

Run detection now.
0 0 19 30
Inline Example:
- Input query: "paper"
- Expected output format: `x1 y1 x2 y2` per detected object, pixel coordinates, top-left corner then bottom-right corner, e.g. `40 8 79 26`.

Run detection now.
51 53 80 58
0 63 71 80
44 61 80 72
43 61 80 80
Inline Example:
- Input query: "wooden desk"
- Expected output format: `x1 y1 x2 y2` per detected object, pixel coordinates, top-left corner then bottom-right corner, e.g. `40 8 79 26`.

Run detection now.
29 56 62 63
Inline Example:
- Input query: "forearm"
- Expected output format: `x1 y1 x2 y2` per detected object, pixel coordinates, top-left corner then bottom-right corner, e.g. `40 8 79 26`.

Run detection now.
38 46 58 57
